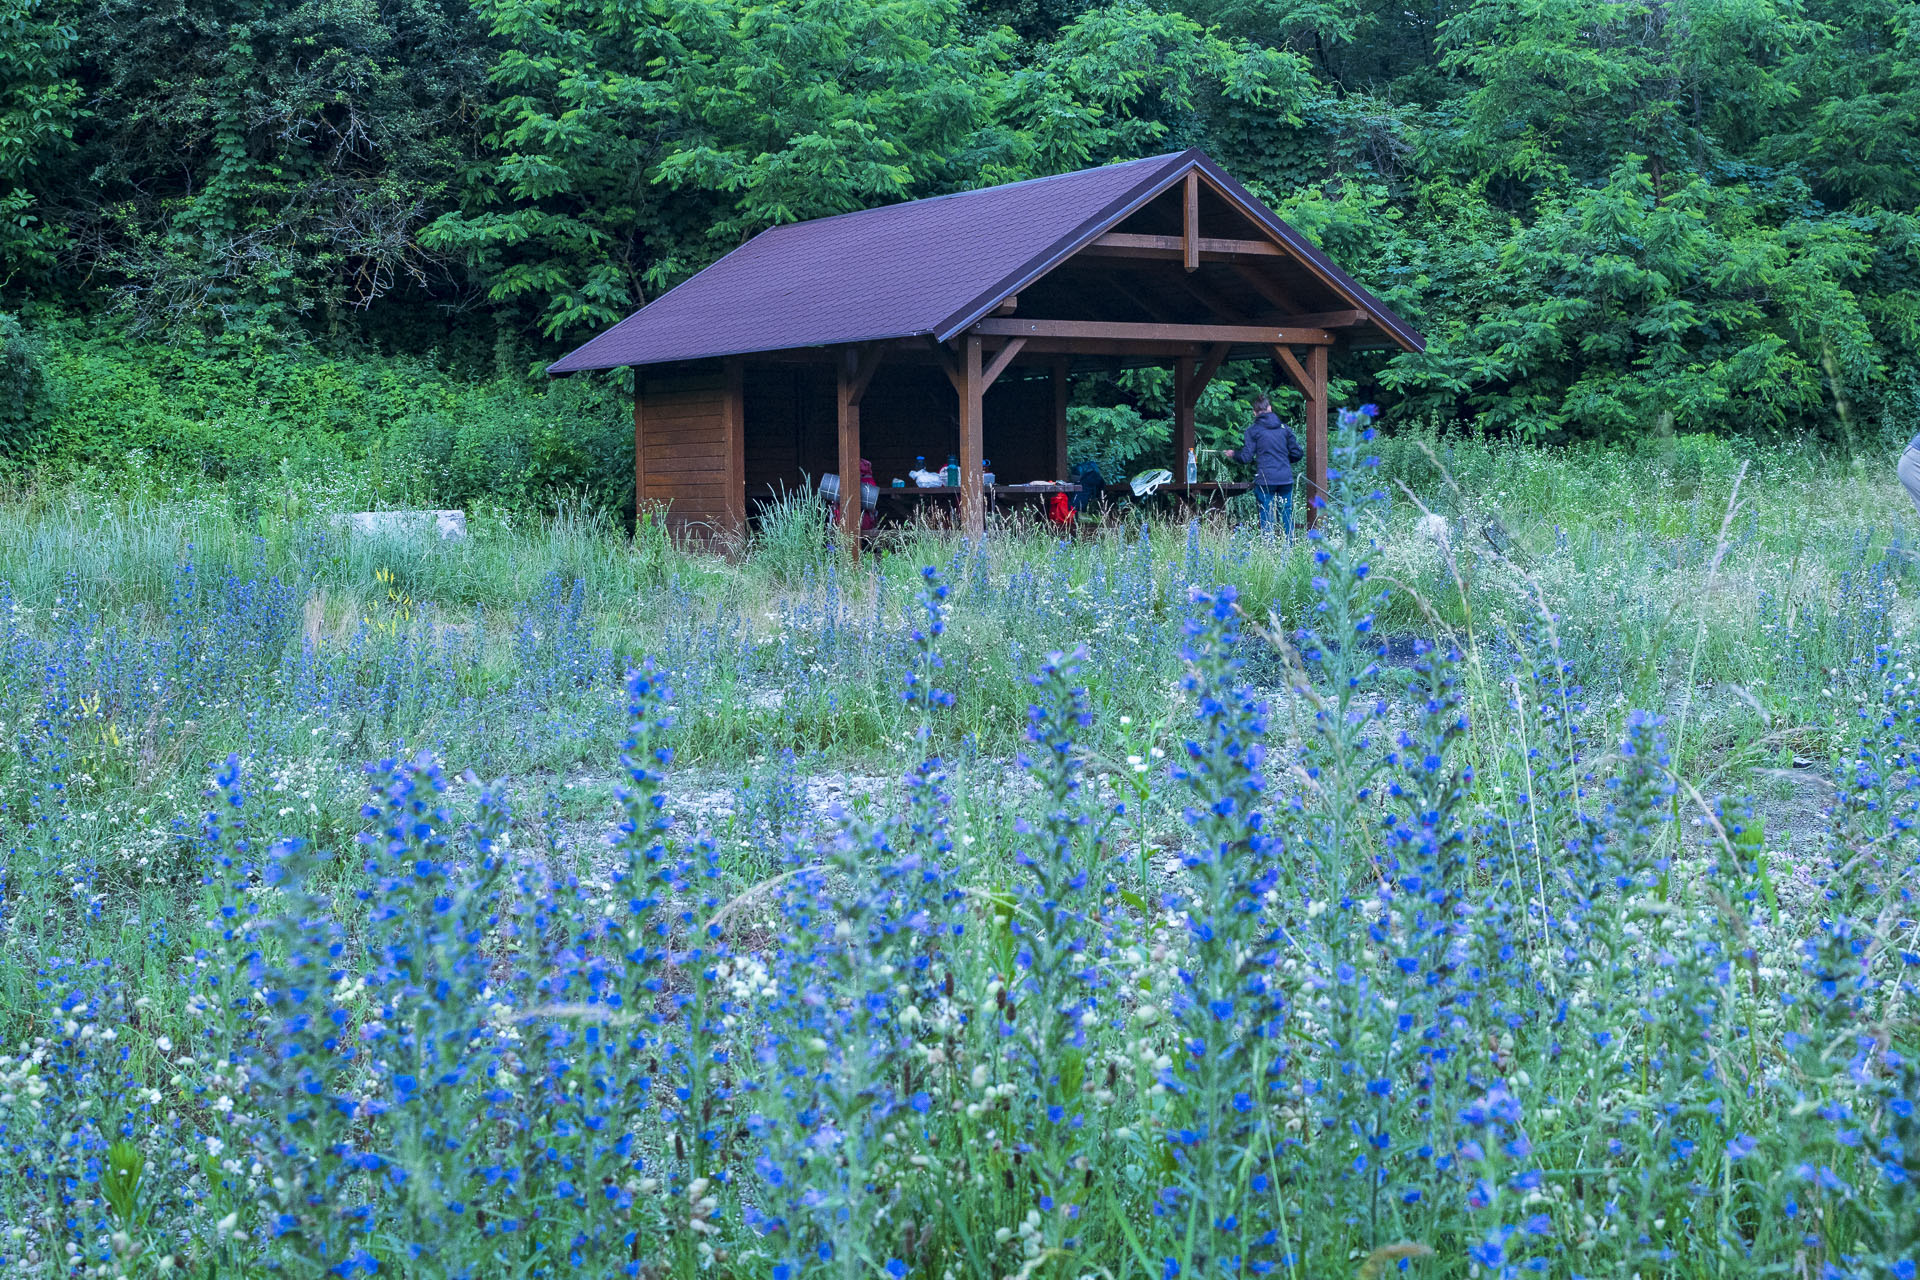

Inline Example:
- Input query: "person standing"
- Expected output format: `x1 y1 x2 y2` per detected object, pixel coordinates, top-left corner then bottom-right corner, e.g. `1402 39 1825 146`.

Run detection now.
1901 433 1920 520
1234 395 1305 537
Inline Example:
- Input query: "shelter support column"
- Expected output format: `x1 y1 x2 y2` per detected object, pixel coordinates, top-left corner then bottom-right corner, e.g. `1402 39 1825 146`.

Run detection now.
960 335 985 537
1304 345 1328 525
632 369 647 536
1272 343 1330 528
1173 357 1196 483
1052 357 1070 481
723 358 745 539
836 345 883 558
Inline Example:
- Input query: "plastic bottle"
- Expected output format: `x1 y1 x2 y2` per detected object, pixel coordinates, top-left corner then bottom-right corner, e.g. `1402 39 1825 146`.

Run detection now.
946 454 959 487
1186 448 1198 485
983 458 995 488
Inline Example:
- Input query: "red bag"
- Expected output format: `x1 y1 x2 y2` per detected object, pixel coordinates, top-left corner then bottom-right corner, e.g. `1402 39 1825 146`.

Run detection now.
1046 491 1072 526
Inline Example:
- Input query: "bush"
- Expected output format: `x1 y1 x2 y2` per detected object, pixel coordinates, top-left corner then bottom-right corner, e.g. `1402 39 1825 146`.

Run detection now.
30 319 634 518
0 313 51 466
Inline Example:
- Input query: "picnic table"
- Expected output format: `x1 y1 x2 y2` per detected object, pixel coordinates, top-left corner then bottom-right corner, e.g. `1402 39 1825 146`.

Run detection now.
880 482 1080 515
1102 480 1253 515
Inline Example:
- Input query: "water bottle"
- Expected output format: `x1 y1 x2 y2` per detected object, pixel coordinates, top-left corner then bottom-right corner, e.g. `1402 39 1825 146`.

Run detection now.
1186 448 1198 485
946 454 959 487
983 458 995 488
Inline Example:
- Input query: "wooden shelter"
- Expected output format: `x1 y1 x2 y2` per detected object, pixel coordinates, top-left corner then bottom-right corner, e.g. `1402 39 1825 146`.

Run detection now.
548 150 1423 543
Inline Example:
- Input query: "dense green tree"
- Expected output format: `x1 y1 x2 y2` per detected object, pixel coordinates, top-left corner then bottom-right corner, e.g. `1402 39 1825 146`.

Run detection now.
0 0 77 285
1382 158 1883 441
0 0 1913 445
424 0 1019 341
43 0 489 334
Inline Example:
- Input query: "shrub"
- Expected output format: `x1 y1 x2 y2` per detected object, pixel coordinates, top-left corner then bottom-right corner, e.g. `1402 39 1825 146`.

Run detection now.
0 312 51 465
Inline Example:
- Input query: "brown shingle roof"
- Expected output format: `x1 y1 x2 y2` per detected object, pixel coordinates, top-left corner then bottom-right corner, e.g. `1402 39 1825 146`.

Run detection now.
548 150 1421 373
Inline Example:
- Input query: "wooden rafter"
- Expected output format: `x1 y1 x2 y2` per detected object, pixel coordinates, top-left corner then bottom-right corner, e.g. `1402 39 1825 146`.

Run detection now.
1165 268 1252 321
1104 271 1184 323
1182 173 1200 273
1235 266 1306 315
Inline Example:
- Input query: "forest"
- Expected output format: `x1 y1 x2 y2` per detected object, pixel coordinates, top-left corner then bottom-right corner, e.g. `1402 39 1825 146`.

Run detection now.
1 0 1918 502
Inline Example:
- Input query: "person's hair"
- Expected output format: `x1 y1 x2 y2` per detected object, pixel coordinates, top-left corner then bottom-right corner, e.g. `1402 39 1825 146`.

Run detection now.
1253 395 1272 411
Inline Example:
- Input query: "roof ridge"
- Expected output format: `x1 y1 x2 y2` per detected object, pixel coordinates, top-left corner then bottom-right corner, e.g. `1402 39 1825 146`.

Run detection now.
752 152 1187 239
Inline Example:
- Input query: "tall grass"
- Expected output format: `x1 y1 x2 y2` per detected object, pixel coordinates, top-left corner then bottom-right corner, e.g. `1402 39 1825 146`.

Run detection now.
0 415 1914 1276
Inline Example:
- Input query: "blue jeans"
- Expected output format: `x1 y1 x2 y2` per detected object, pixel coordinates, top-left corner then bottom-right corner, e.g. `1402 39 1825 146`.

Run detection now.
1254 484 1293 537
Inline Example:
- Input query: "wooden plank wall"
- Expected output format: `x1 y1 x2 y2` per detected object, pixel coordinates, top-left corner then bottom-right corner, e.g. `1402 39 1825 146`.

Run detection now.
636 363 744 538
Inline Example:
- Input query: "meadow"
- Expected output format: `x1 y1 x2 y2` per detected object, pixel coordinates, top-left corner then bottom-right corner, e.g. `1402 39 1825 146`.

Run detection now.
0 412 1916 1278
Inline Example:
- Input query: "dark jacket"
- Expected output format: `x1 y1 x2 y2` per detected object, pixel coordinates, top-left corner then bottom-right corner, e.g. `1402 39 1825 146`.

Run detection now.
1236 412 1304 487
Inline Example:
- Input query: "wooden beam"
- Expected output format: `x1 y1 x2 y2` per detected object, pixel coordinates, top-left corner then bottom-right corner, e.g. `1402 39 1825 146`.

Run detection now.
1191 342 1231 407
931 338 963 392
844 342 884 406
1081 232 1286 261
1174 356 1195 477
978 336 1217 358
973 317 1332 346
1271 344 1311 396
960 334 985 537
632 373 647 537
1282 308 1369 329
836 348 864 555
1052 357 1069 482
1167 268 1250 321
1235 266 1307 315
1304 345 1328 528
723 358 745 538
1183 173 1200 273
1156 268 1364 332
990 294 1019 316
980 337 1026 393
1106 271 1183 323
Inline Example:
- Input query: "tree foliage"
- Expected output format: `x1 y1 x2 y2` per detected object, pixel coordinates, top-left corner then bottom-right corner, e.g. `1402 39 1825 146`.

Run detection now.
6 0 1918 442
0 0 77 282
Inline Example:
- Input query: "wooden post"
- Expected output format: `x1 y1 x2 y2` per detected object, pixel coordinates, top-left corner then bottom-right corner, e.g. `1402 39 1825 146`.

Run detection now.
835 349 862 554
632 370 647 536
1173 356 1196 486
1304 344 1329 526
723 358 745 539
1182 171 1200 273
960 334 985 537
834 344 884 557
1051 357 1070 481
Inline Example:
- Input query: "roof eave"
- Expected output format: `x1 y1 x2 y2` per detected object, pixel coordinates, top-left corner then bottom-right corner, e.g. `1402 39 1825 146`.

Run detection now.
547 328 938 375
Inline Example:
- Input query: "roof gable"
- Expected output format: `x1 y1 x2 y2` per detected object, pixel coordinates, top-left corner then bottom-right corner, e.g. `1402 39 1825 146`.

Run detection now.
548 151 1420 374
